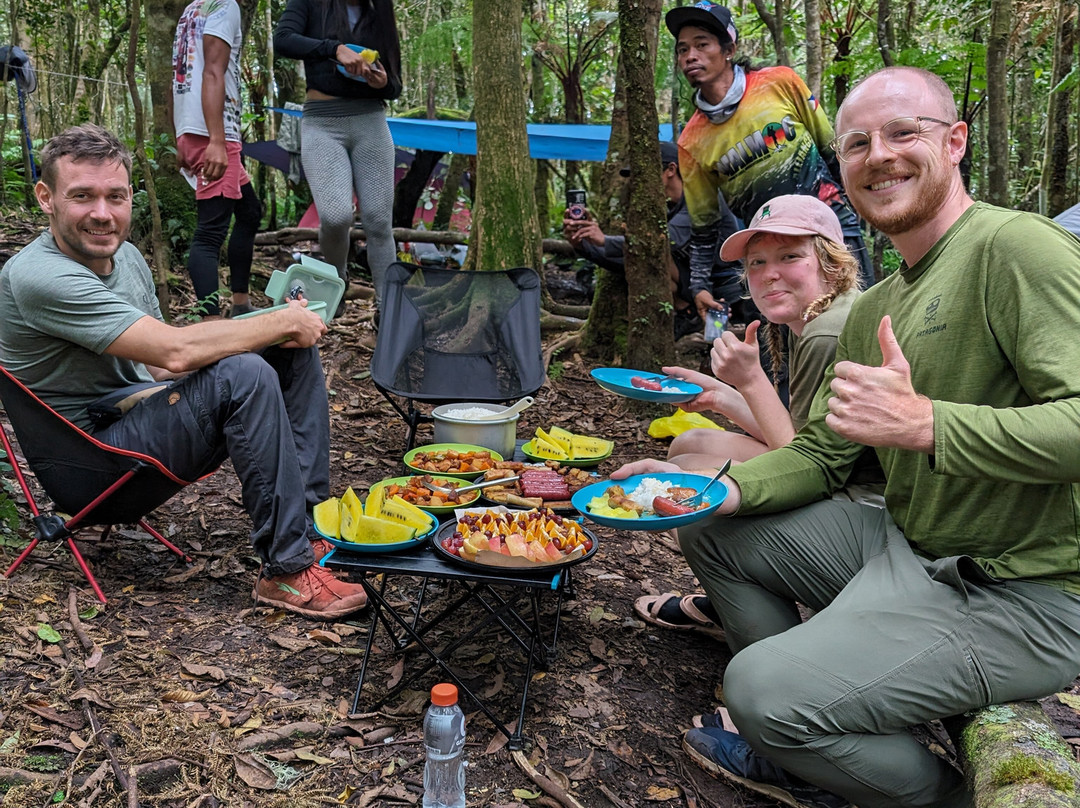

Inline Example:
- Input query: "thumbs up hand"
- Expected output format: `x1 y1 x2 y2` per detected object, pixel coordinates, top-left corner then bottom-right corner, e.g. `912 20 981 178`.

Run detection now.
711 319 767 391
826 316 934 451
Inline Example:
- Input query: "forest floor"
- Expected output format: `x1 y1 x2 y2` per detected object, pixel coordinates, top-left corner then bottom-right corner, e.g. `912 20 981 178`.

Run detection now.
2 214 1080 808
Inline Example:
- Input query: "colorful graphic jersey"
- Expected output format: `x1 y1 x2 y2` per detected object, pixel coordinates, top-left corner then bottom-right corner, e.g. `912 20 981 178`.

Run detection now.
172 0 243 142
679 66 859 236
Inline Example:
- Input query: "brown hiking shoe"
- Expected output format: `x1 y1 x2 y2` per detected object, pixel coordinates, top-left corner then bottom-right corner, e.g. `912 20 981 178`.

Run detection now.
253 563 368 619
311 537 335 564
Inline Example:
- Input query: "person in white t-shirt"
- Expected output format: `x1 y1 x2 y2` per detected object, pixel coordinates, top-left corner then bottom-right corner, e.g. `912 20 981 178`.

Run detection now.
172 0 261 318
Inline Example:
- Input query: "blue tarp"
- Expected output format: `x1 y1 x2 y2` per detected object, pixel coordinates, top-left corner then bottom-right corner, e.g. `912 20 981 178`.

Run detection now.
271 107 674 162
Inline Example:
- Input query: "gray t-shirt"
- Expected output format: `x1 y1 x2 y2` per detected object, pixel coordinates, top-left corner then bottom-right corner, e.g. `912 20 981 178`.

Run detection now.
0 230 161 429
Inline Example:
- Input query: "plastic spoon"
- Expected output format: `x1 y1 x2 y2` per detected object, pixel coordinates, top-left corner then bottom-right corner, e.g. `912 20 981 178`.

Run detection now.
468 396 535 422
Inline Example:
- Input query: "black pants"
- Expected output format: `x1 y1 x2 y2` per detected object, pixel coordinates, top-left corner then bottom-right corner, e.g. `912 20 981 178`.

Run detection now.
187 182 262 316
95 347 330 577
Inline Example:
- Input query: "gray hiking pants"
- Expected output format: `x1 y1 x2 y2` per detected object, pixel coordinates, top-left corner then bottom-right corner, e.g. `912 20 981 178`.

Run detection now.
94 347 330 577
680 498 1080 808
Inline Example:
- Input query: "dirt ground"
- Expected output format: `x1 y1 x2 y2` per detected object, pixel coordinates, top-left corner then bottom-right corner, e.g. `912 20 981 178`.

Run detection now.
2 226 1080 808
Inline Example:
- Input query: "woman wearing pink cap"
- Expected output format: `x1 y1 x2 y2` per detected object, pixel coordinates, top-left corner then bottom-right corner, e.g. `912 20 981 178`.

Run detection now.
627 194 879 637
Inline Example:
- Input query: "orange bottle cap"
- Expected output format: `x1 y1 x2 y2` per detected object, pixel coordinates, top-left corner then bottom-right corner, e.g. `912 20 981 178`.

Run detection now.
431 683 458 706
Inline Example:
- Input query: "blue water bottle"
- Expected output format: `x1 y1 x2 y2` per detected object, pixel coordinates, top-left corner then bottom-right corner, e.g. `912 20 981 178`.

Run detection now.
422 683 466 808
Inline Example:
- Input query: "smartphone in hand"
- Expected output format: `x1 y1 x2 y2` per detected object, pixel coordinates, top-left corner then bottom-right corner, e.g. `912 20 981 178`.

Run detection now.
566 189 587 221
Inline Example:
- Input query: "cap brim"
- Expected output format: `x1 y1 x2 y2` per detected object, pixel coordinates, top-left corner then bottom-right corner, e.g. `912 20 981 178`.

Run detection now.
719 224 822 261
665 6 732 41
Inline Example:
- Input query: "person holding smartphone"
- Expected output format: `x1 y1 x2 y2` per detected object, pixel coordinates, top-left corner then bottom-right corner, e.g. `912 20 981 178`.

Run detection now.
274 0 402 318
562 141 737 339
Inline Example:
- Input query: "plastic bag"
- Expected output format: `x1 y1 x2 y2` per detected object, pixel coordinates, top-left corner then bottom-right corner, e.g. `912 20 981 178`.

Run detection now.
648 408 724 439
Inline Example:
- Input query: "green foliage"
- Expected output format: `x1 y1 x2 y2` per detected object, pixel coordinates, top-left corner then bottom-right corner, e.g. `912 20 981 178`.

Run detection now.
22 754 63 773
182 290 227 322
548 360 565 380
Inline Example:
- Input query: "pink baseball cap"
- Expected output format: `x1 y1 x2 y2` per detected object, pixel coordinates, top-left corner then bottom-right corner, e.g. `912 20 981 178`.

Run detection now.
720 194 845 261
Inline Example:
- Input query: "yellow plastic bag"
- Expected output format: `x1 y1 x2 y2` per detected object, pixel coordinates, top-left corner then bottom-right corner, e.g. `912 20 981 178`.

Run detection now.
648 408 724 439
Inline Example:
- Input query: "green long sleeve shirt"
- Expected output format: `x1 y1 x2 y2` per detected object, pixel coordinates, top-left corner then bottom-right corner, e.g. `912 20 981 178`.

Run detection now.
730 203 1080 592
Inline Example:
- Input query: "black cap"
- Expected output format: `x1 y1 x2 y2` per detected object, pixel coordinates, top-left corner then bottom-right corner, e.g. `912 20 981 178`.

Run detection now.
620 141 680 177
665 2 738 45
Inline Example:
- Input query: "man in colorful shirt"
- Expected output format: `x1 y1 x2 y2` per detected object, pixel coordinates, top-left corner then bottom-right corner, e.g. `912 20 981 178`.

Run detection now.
172 0 261 317
666 1 874 322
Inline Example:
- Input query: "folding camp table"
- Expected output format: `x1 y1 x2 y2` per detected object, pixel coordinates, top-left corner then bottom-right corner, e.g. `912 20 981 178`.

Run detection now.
324 543 574 749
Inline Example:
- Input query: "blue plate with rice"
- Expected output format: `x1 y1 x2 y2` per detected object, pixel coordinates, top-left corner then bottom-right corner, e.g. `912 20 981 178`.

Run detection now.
571 473 727 531
590 368 703 404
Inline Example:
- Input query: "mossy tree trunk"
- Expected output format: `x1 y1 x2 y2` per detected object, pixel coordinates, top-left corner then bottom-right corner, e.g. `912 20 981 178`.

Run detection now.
578 39 630 363
956 701 1080 808
616 0 672 372
464 0 542 274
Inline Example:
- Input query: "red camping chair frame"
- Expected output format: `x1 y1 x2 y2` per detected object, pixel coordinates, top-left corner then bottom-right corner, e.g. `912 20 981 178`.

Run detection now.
0 366 203 603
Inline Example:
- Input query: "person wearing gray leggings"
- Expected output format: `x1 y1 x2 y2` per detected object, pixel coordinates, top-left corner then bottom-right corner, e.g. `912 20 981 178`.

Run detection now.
274 0 402 313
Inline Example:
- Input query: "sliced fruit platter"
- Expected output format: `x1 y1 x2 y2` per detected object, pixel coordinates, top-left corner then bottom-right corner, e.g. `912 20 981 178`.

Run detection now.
478 461 594 510
433 507 598 570
522 426 613 467
403 443 502 480
369 475 480 515
313 485 436 552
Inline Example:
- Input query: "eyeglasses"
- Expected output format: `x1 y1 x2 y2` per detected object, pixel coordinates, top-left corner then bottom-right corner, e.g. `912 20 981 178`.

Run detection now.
830 116 954 163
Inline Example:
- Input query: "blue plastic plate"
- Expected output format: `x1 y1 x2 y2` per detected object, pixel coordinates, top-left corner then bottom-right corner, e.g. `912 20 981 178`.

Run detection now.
313 517 437 553
570 473 727 531
335 43 375 81
590 368 703 404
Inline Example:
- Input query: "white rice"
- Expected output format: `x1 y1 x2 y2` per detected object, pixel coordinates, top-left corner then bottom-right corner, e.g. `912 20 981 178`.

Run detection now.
660 385 683 393
441 407 499 420
626 477 675 510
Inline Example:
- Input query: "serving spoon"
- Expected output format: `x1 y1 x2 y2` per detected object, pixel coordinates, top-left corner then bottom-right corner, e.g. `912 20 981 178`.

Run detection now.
421 475 521 496
467 396 535 422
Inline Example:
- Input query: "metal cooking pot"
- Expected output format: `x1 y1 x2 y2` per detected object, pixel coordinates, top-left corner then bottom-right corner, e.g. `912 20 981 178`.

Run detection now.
431 403 519 458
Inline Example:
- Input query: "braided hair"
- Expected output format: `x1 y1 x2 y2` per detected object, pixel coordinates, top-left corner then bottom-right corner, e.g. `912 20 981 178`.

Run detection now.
759 235 862 388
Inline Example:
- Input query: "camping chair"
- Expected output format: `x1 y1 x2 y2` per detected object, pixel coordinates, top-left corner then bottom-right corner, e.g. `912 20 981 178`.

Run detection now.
0 366 201 603
371 262 546 450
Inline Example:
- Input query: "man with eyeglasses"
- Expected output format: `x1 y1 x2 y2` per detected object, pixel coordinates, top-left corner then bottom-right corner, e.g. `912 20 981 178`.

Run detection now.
652 65 1080 808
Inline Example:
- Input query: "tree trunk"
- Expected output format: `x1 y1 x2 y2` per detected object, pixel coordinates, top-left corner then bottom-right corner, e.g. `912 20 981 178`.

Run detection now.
804 0 823 97
393 149 444 229
618 0 673 371
432 152 469 232
1013 47 1035 211
749 0 789 65
985 0 1011 206
126 0 171 319
579 22 631 362
876 0 895 67
465 0 542 273
955 701 1080 808
1040 1 1076 217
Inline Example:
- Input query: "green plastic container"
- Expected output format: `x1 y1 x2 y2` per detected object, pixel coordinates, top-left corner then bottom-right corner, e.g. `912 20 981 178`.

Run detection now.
234 255 345 323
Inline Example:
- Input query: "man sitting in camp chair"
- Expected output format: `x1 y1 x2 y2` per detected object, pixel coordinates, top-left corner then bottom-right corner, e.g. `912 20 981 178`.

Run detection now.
0 123 367 620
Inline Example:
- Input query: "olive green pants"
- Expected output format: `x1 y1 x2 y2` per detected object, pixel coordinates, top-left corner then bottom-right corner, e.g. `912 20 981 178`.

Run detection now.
680 499 1080 808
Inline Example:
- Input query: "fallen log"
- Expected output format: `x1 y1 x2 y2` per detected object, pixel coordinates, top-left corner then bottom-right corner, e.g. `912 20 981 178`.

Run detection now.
957 701 1080 807
253 226 576 257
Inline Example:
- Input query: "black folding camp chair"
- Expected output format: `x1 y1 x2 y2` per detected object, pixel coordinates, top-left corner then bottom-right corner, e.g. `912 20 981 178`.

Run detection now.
371 262 546 450
0 366 203 603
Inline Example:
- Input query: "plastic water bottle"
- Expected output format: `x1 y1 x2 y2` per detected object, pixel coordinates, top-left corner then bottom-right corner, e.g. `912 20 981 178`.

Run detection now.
422 683 466 808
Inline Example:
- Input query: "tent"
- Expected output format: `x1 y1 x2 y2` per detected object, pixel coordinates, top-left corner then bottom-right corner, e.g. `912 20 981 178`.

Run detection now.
262 107 675 162
1053 203 1080 240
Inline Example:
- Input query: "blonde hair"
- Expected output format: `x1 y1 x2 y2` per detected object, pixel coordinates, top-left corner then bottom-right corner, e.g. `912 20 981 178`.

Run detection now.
757 234 862 387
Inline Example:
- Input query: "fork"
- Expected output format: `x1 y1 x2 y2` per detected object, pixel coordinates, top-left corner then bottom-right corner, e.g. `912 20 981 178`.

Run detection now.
421 475 521 496
676 459 731 507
